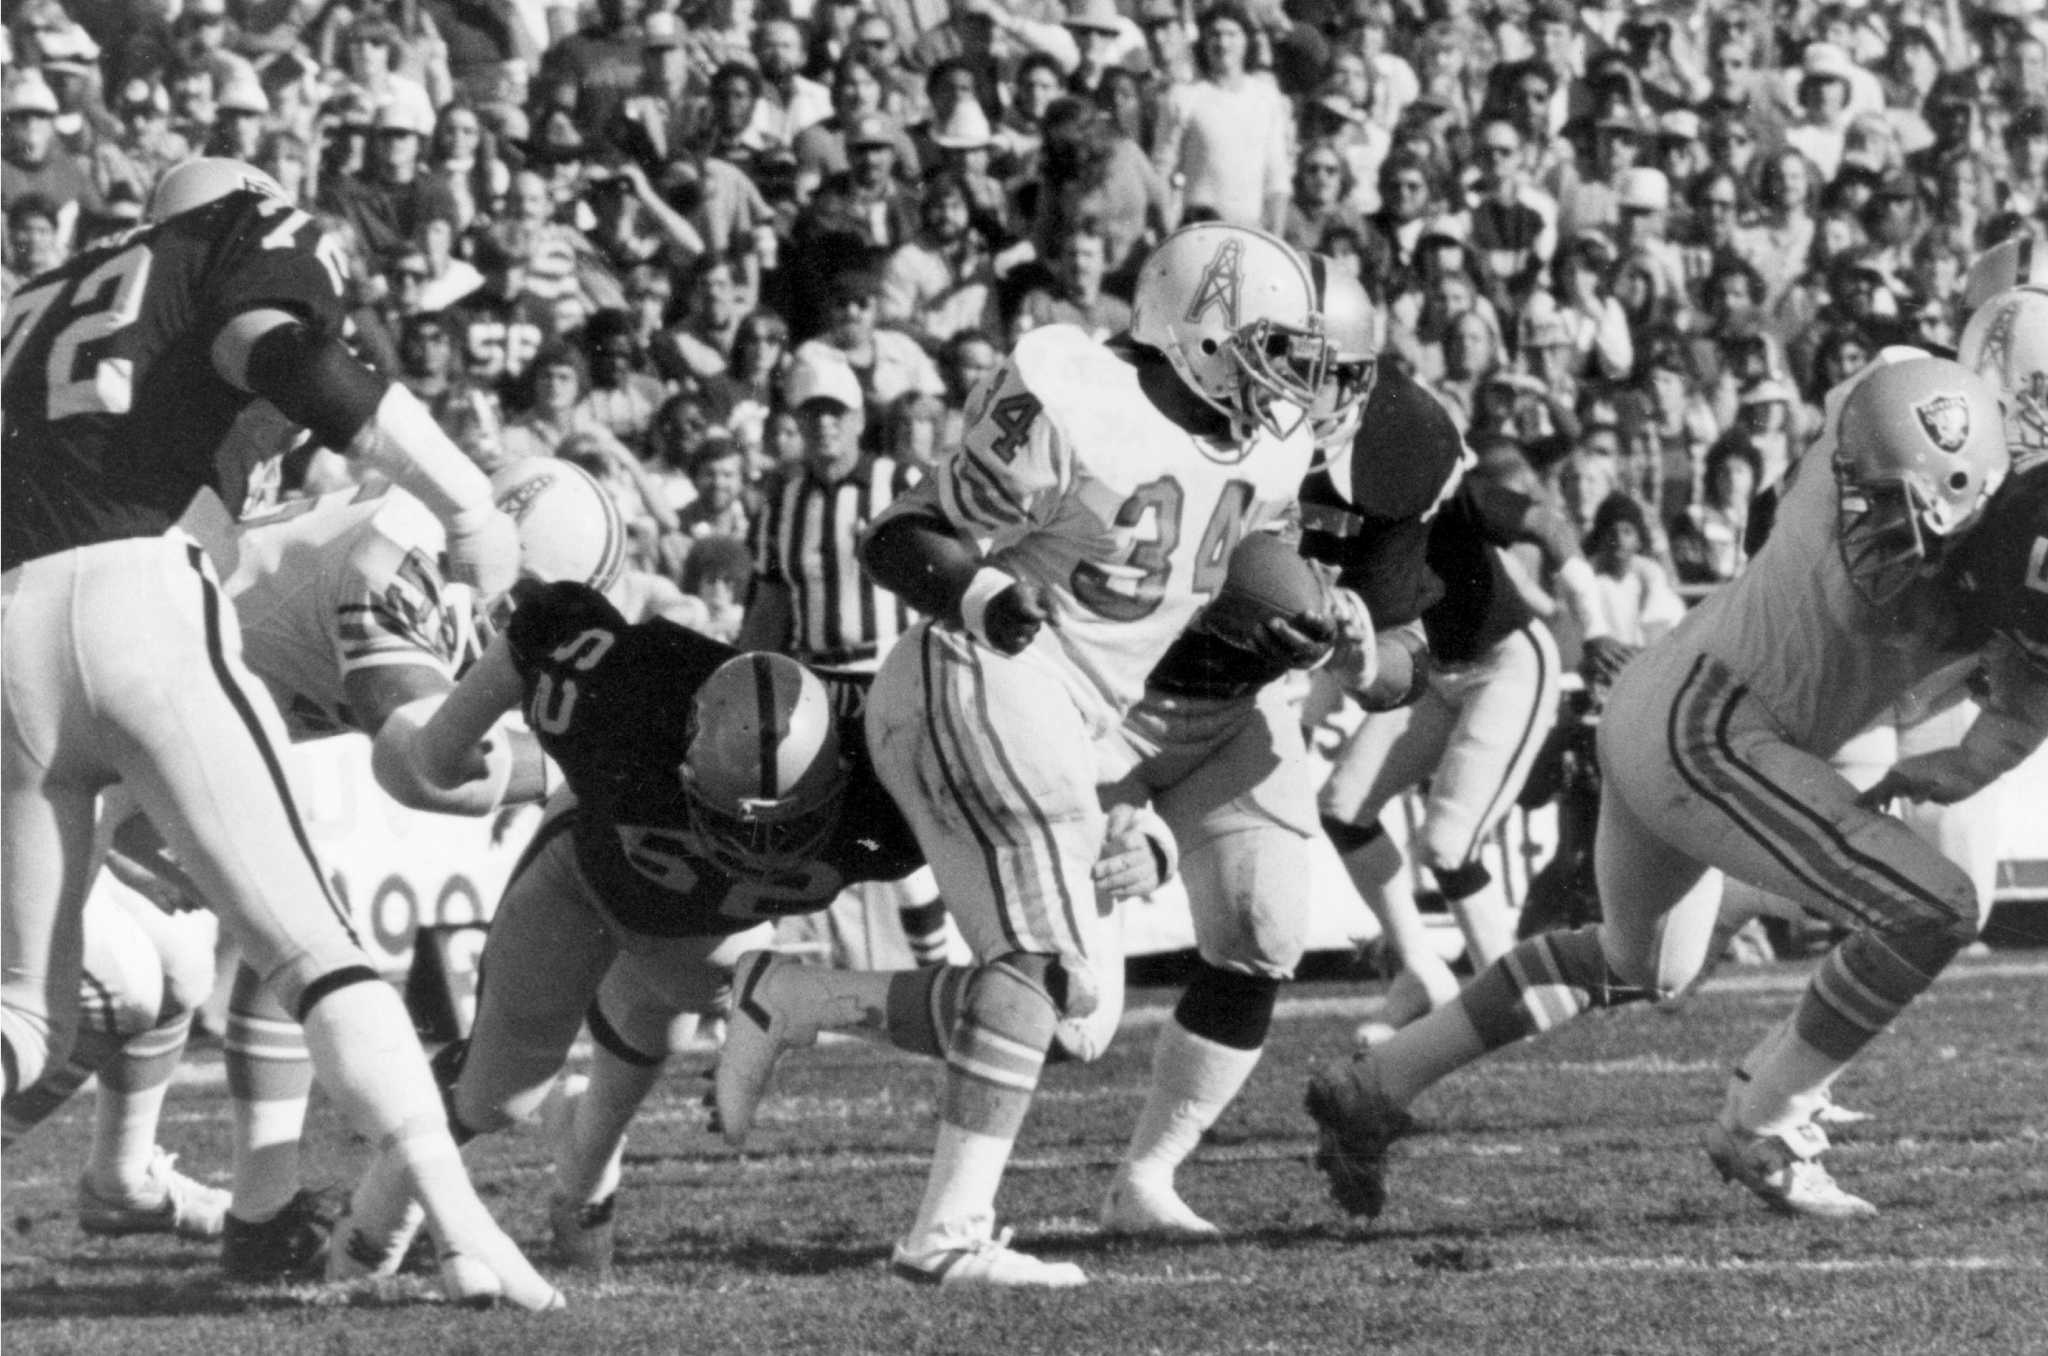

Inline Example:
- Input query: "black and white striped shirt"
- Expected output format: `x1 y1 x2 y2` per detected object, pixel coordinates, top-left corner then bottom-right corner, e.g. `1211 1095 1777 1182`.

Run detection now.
750 456 922 667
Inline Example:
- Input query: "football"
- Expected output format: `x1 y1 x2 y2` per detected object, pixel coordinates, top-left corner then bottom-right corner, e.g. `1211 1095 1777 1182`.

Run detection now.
1200 532 1325 648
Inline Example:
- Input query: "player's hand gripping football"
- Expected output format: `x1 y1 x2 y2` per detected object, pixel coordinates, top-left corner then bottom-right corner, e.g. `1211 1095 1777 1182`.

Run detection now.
983 579 1059 656
1249 609 1339 670
443 505 524 598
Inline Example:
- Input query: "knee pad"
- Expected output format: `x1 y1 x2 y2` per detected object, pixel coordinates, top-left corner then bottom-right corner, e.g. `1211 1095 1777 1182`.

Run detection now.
1320 814 1385 854
1431 859 1492 903
1173 964 1279 1051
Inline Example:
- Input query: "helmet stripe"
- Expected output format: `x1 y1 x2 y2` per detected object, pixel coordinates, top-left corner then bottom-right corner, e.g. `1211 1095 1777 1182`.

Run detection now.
750 654 782 800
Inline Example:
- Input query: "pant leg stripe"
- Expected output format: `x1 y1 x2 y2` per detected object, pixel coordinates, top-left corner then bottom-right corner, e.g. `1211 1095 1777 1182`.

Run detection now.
962 641 1084 953
1664 657 1867 925
186 545 359 946
1451 624 1553 867
920 632 1025 952
931 642 1052 944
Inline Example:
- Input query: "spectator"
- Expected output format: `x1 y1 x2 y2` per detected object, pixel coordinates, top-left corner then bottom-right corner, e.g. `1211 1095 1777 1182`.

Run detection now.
882 391 949 471
1583 491 1685 646
650 251 751 385
1033 96 1171 295
908 58 995 178
1548 106 1641 241
4 194 65 293
678 435 754 543
394 309 481 431
537 0 648 137
577 307 670 452
1785 42 1859 180
422 100 510 231
320 99 459 259
449 231 553 388
207 72 269 161
924 97 1015 247
1624 340 1720 522
333 15 437 140
794 110 922 255
1466 114 1558 307
1281 137 1366 256
1153 2 1294 230
880 171 998 346
501 339 633 462
793 51 924 202
1548 232 1634 382
936 326 1000 449
676 534 751 641
1008 217 1132 341
795 268 946 430
752 17 834 147
3 72 103 239
992 51 1067 181
1669 437 1762 586
1432 306 1506 429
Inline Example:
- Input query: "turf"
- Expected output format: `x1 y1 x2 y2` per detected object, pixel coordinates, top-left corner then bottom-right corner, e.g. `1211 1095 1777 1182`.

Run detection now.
6 953 2047 1356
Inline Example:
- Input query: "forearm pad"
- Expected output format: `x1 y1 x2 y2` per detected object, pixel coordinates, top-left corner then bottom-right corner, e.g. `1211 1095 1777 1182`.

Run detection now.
343 384 498 527
370 694 514 816
243 321 389 451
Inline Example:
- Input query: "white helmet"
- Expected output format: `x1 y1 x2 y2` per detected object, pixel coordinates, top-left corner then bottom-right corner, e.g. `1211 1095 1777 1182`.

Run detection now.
1960 235 2048 320
1957 286 2048 472
489 458 627 595
1131 222 1331 441
681 653 848 875
147 157 290 222
1308 257 1380 450
1833 355 2009 604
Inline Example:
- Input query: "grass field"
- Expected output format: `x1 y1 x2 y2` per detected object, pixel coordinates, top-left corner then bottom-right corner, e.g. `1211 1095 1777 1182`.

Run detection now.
5 951 2047 1356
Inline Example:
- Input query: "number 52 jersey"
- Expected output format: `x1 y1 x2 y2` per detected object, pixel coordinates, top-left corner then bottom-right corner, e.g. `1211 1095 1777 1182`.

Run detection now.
507 582 924 938
1 190 348 571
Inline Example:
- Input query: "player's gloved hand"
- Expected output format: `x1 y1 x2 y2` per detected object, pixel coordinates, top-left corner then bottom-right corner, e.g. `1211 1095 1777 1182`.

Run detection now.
1579 635 1638 688
1092 802 1175 902
975 578 1059 656
443 505 523 598
1251 609 1339 670
1856 748 1986 809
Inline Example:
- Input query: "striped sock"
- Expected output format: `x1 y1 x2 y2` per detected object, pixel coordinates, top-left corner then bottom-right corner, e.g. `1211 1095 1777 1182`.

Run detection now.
899 901 952 968
226 971 313 1223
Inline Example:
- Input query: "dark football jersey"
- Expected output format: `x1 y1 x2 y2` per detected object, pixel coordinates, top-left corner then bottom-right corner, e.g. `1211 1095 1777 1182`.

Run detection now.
1420 480 1544 666
2 190 349 571
506 581 923 938
1950 461 2048 671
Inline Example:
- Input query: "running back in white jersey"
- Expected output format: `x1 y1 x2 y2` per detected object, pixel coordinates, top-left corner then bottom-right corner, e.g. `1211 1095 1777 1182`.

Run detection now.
219 486 475 740
906 324 1315 716
1657 362 1975 758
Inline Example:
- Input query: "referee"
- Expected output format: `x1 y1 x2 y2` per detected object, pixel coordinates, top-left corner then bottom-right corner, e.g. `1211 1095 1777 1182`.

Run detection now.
737 347 952 966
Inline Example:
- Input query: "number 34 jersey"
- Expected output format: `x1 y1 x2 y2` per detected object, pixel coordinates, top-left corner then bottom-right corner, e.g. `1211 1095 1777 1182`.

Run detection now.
910 323 1315 722
2 190 349 572
507 581 924 938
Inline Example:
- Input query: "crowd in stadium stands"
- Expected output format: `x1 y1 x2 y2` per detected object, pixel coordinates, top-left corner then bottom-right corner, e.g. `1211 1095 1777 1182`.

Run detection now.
4 0 2044 637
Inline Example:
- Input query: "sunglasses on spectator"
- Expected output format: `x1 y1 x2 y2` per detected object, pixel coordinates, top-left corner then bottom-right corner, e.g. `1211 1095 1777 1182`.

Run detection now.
1392 177 1428 192
1303 160 1342 175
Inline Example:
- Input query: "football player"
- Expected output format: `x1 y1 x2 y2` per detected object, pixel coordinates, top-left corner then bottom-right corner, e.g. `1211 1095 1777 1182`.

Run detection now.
0 158 560 1309
328 578 1064 1276
1319 431 1616 1048
713 222 1336 1286
1307 353 2046 1221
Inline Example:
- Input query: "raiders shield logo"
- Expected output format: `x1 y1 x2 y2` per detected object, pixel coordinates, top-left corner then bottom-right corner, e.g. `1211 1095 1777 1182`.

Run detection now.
1184 238 1244 327
1913 392 1972 454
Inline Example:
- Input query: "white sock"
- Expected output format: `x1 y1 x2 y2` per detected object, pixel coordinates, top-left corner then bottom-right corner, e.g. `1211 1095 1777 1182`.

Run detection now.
1725 1017 1843 1139
88 1018 188 1195
231 1095 309 1222
906 1121 1012 1247
1122 1022 1261 1183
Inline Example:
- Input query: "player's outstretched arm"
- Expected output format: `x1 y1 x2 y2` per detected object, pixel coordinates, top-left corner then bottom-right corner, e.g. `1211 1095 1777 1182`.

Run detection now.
861 500 1057 656
1859 637 2048 808
370 635 528 816
354 662 548 815
210 309 520 596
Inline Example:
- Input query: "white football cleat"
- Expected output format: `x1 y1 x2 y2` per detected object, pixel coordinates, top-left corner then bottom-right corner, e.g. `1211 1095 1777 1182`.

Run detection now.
77 1149 229 1241
716 951 831 1148
1099 1169 1220 1237
890 1218 1085 1289
1704 1120 1876 1220
436 1227 567 1311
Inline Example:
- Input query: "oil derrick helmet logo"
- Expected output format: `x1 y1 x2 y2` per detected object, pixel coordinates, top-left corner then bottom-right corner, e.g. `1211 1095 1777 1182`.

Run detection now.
1184 237 1244 327
1913 392 1972 454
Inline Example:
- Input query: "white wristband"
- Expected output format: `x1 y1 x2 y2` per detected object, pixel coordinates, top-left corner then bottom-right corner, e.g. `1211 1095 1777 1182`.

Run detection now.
958 567 1016 646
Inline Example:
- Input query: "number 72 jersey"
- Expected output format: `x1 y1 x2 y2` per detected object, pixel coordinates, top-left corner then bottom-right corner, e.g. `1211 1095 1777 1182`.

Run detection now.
909 323 1315 718
1 189 349 572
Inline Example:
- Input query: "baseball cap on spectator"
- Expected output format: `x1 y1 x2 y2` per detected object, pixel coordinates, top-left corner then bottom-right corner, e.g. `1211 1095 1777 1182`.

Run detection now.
1658 109 1701 144
1065 0 1124 35
35 21 98 75
1139 0 1183 24
1593 106 1640 136
847 111 896 148
1738 378 1795 409
219 74 269 115
786 349 864 411
930 99 993 150
3 72 59 117
374 99 430 137
1800 42 1857 86
1618 167 1670 213
644 11 682 47
343 16 401 48
116 78 170 117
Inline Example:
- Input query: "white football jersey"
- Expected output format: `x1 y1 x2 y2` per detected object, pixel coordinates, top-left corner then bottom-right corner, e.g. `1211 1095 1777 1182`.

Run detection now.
1660 361 1975 758
918 324 1314 717
219 485 475 740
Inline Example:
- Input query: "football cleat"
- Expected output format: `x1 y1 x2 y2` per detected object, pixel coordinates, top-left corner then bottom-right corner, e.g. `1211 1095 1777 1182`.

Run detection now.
547 1191 617 1273
328 1200 428 1282
1304 1056 1416 1219
1704 1120 1877 1219
77 1149 230 1241
1811 1089 1873 1128
890 1218 1086 1290
221 1186 347 1281
434 1223 567 1311
716 950 833 1148
1099 1169 1220 1238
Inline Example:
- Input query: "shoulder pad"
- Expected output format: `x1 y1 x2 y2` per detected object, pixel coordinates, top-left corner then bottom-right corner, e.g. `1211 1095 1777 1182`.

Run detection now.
506 580 628 672
1343 368 1465 520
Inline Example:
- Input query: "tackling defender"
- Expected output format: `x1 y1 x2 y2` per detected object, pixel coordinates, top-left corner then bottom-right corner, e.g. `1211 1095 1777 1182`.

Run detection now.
1306 352 2046 1221
715 222 1337 1286
0 158 560 1308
